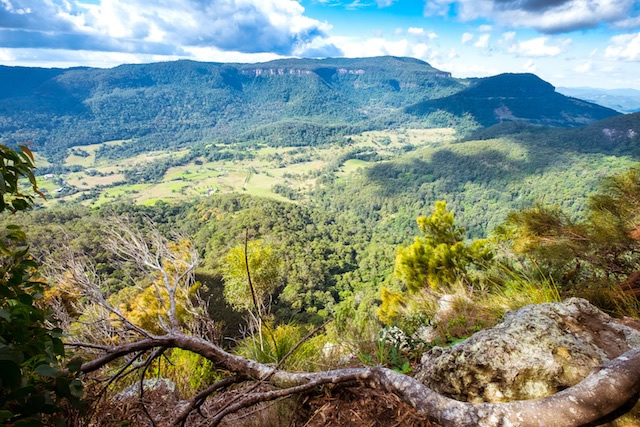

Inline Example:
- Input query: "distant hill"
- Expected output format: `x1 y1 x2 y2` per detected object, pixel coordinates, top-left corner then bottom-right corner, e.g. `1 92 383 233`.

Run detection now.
0 59 621 163
315 112 640 239
0 56 462 161
406 73 619 129
467 112 640 155
556 87 640 114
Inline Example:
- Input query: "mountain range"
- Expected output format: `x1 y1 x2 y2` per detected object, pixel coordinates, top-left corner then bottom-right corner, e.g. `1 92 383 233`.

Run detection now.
0 56 619 163
557 87 640 114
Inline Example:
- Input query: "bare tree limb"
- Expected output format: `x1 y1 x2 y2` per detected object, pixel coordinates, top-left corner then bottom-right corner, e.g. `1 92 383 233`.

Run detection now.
55 219 640 426
208 372 364 426
72 332 640 427
207 318 331 423
138 348 166 427
173 375 244 427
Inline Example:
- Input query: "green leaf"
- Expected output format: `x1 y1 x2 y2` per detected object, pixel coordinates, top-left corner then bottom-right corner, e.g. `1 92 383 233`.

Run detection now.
34 364 57 378
69 379 83 398
66 357 83 373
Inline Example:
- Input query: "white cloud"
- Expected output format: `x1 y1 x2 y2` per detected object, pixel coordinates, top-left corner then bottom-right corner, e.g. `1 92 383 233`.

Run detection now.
331 36 407 57
424 0 638 33
574 61 592 73
499 32 516 43
330 36 442 64
474 34 490 48
0 48 13 61
612 16 640 29
523 59 536 72
0 47 184 68
461 32 473 44
0 0 340 57
443 62 499 77
412 42 431 59
376 0 397 7
345 0 369 10
448 48 459 59
478 24 492 32
408 27 438 40
605 32 640 61
508 36 571 57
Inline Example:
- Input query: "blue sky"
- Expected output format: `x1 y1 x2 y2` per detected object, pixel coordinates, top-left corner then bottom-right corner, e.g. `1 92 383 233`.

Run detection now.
1 0 640 88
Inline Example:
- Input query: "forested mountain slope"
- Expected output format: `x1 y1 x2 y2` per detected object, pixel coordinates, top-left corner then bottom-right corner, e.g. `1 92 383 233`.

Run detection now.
468 112 640 155
0 57 619 163
406 73 618 129
315 113 640 238
0 56 461 161
557 86 640 113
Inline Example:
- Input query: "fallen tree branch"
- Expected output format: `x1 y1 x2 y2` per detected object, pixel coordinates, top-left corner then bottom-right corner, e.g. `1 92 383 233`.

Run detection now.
72 333 640 427
207 319 332 423
208 373 363 426
61 222 640 426
173 375 244 427
138 348 166 427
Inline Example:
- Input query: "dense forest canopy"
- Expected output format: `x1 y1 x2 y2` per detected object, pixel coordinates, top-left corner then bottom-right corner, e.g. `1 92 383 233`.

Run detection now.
2 56 640 425
0 57 618 163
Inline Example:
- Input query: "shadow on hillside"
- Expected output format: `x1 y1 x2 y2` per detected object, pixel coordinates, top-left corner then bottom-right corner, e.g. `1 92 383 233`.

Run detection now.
462 117 640 158
364 143 559 197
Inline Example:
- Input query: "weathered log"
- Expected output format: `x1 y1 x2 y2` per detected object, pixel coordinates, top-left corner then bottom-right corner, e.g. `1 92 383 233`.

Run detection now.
75 333 640 426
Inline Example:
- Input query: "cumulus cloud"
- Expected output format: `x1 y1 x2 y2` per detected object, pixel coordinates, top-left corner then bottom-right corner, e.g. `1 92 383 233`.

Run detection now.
408 27 438 40
424 0 638 33
605 32 640 61
0 0 340 57
474 34 490 48
332 35 442 64
461 32 474 44
508 36 571 57
0 0 80 32
574 61 592 72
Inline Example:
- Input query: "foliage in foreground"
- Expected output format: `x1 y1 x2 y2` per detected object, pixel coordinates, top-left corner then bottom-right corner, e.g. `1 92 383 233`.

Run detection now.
0 145 82 425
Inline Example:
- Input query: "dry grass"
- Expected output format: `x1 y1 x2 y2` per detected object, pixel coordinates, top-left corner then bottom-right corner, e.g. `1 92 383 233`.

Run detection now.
294 387 435 427
78 380 437 427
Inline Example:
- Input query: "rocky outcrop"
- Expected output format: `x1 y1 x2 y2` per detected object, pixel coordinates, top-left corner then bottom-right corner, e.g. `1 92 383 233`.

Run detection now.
416 298 640 403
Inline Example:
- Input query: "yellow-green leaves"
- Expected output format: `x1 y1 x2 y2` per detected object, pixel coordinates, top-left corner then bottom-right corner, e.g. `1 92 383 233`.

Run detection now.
394 201 492 293
222 240 282 312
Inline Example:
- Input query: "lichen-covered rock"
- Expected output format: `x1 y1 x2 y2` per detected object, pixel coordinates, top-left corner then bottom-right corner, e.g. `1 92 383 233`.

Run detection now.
416 298 640 403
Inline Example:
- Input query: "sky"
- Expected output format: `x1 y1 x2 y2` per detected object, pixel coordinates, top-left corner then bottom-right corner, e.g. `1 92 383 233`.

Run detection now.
1 1 640 88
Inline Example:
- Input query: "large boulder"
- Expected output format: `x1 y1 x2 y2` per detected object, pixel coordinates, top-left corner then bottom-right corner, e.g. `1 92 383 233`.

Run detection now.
416 298 640 403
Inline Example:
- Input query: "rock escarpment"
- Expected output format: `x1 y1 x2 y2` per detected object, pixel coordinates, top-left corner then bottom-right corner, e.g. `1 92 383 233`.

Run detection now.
416 298 640 402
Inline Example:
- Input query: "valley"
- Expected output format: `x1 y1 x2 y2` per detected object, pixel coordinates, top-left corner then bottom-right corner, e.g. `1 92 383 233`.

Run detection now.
3 55 640 427
41 128 455 207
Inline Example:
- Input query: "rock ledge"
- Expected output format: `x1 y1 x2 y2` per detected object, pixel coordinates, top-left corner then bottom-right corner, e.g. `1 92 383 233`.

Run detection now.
416 297 640 402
